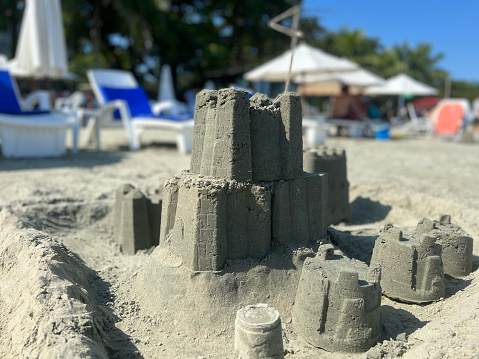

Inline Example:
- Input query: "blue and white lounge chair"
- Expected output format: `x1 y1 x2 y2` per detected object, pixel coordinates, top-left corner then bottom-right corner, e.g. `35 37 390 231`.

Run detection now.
87 69 194 153
0 66 78 157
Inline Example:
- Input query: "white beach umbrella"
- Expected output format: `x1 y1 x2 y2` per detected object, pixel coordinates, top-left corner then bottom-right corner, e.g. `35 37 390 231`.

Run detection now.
156 64 190 115
244 42 358 82
366 73 438 96
294 67 385 87
157 64 176 102
9 0 67 79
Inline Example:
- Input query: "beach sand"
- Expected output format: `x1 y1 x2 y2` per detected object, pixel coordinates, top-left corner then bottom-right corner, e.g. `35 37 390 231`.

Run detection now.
1 128 478 358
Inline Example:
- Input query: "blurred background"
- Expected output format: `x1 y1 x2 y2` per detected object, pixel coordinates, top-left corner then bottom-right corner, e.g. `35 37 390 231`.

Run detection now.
1 0 478 105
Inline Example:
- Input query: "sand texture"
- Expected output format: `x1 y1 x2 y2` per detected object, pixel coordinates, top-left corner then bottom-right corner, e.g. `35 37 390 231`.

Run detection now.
0 128 478 358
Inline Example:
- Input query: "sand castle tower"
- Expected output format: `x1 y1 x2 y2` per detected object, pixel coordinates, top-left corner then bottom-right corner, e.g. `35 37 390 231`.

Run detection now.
371 224 445 303
160 89 328 271
292 244 382 352
416 216 473 278
113 184 161 254
303 147 350 225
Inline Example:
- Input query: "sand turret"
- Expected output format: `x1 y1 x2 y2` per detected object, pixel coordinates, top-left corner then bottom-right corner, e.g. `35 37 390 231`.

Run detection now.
293 244 382 352
303 147 350 224
416 216 473 277
371 224 445 303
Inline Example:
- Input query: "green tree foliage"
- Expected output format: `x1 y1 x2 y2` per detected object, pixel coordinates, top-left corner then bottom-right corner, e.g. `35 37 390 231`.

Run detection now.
29 0 479 100
62 0 296 92
0 0 23 57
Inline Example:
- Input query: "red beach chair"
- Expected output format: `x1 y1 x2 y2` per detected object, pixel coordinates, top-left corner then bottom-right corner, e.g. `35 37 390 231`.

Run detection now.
431 99 472 139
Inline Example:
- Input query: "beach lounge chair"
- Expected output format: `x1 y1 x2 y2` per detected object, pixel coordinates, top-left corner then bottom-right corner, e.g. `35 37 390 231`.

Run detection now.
391 102 432 137
0 66 78 158
87 69 194 153
431 98 472 139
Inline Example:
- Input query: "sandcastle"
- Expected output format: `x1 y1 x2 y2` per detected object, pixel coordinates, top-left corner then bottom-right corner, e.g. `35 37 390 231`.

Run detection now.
293 244 382 352
153 88 388 353
303 147 351 225
371 224 445 303
160 89 328 271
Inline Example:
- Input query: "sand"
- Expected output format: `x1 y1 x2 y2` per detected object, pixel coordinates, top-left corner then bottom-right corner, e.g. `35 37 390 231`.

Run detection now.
0 128 478 358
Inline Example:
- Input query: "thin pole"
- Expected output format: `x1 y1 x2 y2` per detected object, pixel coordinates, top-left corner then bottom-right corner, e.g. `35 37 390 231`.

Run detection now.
444 74 451 98
267 5 304 92
284 9 301 92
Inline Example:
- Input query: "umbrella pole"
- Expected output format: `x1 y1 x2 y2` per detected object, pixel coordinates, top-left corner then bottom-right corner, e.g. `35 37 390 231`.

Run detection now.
267 6 304 92
284 8 301 92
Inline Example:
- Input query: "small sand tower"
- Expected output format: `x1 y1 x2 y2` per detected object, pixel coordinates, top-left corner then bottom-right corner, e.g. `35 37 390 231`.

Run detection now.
416 216 473 278
303 147 350 225
371 224 445 303
293 244 382 352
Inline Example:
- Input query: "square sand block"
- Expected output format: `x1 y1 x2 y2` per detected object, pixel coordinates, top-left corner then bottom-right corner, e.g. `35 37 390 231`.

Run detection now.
249 93 303 182
160 172 272 271
303 147 350 225
190 89 303 182
371 224 445 303
416 216 473 277
191 89 252 182
113 184 161 254
293 244 381 353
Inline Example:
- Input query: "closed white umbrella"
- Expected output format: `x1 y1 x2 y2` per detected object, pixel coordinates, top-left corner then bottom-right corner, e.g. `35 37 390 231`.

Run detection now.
157 64 176 102
244 42 358 83
366 73 438 96
156 64 189 115
9 0 67 79
294 67 385 87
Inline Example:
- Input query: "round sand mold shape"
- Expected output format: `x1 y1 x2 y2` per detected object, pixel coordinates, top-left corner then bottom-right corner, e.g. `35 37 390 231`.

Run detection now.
371 225 445 303
293 246 382 353
235 303 284 359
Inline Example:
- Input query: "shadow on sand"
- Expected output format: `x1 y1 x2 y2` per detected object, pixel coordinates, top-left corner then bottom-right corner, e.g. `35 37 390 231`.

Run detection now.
348 196 392 225
0 149 125 171
381 305 428 340
328 227 378 264
89 271 145 359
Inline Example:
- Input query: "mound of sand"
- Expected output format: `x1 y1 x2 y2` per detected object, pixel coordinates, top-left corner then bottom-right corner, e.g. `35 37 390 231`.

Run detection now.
0 209 111 358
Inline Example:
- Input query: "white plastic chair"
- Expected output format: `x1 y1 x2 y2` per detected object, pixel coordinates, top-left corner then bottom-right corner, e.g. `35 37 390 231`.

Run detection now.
87 69 194 153
0 66 79 157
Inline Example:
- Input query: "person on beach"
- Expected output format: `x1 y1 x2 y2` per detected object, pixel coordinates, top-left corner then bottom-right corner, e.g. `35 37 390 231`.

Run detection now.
331 85 364 120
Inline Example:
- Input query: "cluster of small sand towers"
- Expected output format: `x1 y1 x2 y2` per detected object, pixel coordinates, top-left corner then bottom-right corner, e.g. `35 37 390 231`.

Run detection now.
113 89 473 358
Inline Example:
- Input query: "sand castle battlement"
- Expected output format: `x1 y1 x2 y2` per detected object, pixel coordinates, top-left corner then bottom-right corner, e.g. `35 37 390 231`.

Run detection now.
371 224 445 303
293 244 382 352
160 88 328 271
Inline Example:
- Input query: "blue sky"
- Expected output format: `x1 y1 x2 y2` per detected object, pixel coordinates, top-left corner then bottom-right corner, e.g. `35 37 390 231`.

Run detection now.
302 0 478 82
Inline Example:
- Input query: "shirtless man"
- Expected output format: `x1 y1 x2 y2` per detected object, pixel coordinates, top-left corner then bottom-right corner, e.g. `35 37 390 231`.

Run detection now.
331 85 363 120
